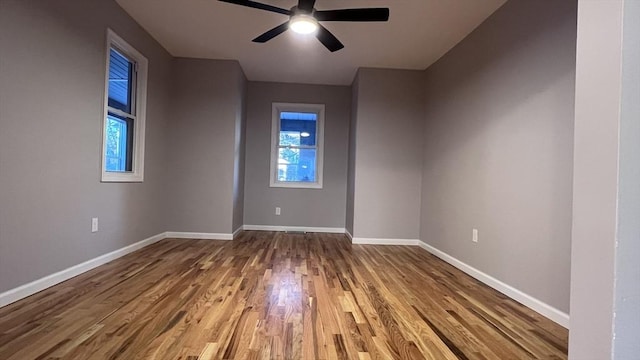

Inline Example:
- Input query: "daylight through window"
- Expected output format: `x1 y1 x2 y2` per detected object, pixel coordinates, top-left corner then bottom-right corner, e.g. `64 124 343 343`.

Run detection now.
101 30 147 182
270 103 325 188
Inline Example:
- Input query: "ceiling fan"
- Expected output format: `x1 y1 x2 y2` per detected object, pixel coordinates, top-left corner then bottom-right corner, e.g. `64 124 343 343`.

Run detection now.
219 0 390 52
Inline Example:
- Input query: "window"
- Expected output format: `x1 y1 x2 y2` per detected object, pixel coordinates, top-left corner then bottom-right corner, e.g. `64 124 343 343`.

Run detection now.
101 29 147 182
270 103 325 189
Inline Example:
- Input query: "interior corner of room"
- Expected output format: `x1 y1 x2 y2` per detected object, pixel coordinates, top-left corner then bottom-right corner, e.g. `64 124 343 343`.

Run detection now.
0 0 638 359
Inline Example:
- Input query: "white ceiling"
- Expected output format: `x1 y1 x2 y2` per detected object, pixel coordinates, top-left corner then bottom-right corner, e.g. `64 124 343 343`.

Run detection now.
115 0 507 85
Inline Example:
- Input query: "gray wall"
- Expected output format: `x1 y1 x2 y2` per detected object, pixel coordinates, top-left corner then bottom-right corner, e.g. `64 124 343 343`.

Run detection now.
243 82 351 228
0 0 172 292
165 58 246 234
570 0 640 358
232 69 247 233
351 69 424 240
613 1 640 356
345 74 359 236
420 0 577 314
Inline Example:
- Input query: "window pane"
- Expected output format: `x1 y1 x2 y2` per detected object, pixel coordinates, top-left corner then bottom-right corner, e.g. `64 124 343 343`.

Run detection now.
280 112 316 146
105 114 132 172
108 48 134 114
277 148 316 182
279 131 300 147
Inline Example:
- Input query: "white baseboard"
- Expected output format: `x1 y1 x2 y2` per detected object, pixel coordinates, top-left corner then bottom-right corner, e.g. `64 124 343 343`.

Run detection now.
345 229 353 240
242 225 346 234
352 237 420 246
417 241 570 328
165 232 233 240
0 232 166 308
232 227 243 238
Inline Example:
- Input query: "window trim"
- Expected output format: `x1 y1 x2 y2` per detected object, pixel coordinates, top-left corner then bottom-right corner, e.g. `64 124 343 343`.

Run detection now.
101 29 148 182
270 102 325 189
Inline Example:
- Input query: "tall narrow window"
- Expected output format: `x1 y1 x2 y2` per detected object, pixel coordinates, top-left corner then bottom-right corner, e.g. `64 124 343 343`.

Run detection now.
270 103 325 189
101 29 147 182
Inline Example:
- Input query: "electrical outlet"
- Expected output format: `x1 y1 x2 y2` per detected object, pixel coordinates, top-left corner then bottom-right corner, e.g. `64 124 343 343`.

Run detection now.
92 217 99 233
472 228 478 243
275 207 281 215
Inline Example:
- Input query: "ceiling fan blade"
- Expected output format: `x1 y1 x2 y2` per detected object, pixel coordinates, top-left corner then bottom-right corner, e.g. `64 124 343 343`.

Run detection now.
315 8 390 22
219 0 291 16
297 0 316 12
253 22 290 43
316 25 344 52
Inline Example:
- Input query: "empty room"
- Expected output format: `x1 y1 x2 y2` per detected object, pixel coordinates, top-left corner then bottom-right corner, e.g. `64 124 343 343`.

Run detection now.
0 0 638 359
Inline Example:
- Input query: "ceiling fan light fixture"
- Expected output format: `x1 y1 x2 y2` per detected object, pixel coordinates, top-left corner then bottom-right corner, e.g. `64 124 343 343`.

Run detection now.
289 14 318 35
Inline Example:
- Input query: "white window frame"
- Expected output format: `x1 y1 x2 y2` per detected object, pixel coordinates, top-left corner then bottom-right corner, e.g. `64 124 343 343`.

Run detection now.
270 102 325 189
101 29 148 182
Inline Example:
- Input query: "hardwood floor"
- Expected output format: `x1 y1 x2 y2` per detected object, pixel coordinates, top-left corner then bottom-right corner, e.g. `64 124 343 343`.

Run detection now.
0 231 567 359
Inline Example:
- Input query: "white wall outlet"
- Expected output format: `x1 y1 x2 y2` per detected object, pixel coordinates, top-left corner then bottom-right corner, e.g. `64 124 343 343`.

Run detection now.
91 217 99 233
472 228 478 243
275 207 281 215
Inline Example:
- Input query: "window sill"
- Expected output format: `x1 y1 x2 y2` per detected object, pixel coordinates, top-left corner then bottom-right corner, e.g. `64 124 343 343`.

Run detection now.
101 171 144 183
270 181 323 189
